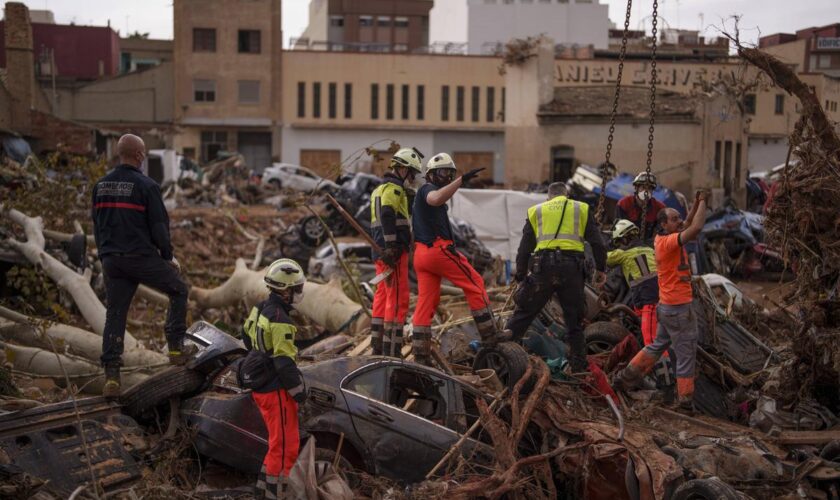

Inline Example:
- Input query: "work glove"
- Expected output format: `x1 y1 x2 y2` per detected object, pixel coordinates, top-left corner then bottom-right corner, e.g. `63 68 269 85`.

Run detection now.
594 270 607 289
381 246 401 267
513 271 526 283
168 257 182 273
292 389 307 405
461 168 486 185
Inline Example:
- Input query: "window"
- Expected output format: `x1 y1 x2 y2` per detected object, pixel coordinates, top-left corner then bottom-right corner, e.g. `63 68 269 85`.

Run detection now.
330 15 344 27
328 83 337 119
344 367 387 400
395 16 409 28
344 83 352 118
238 30 261 53
486 87 495 122
501 87 506 122
714 140 722 171
775 94 784 115
200 131 227 163
297 82 305 118
313 82 321 118
735 142 742 187
723 140 733 195
441 85 450 121
456 86 465 121
193 79 216 102
377 16 391 27
386 84 395 120
471 86 480 122
371 84 379 119
238 80 260 104
743 94 756 115
819 54 831 68
401 85 410 120
359 15 374 27
417 85 425 120
193 28 216 52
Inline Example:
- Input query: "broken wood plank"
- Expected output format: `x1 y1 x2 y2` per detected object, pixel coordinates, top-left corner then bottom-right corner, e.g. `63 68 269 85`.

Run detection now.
773 430 840 446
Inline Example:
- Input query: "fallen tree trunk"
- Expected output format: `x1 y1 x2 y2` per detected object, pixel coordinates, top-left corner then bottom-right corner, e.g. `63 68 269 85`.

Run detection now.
1 342 148 394
0 308 165 367
2 208 141 347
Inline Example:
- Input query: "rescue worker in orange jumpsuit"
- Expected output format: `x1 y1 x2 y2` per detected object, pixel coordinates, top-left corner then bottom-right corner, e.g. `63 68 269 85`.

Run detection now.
411 153 500 366
370 148 424 357
615 190 708 412
241 259 307 499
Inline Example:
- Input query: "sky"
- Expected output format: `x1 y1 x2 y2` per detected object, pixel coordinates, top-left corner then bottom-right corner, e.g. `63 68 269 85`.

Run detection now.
6 0 839 48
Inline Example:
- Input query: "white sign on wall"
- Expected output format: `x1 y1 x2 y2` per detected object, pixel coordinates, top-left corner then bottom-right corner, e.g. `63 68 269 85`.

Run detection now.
817 38 840 50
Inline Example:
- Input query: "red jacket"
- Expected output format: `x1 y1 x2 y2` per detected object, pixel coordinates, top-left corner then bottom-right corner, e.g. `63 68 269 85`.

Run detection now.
616 196 665 240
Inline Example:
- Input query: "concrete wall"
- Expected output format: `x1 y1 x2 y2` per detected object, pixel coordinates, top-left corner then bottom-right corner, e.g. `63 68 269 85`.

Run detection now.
762 38 808 71
432 130 504 182
466 0 609 54
52 61 173 124
4 2 33 134
0 83 11 130
300 0 328 44
748 137 789 170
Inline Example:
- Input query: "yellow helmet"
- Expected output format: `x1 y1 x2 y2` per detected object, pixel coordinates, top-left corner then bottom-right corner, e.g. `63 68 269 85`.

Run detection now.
612 219 639 242
390 147 423 173
264 259 306 291
426 152 456 172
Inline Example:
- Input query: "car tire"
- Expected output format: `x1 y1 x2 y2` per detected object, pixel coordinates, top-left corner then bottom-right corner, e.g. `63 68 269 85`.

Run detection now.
268 178 282 189
313 447 360 488
584 321 631 354
299 215 326 247
670 478 740 500
473 342 534 395
120 366 205 420
821 440 840 463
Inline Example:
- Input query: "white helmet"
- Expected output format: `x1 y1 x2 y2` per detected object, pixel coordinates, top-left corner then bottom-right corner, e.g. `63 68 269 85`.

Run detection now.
426 152 457 172
391 147 423 173
264 259 306 292
612 219 639 242
632 172 657 188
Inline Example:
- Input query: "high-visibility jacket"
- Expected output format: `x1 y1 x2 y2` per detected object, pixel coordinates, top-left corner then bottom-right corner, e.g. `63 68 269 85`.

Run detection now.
528 196 588 252
370 174 411 255
607 245 658 287
242 295 297 360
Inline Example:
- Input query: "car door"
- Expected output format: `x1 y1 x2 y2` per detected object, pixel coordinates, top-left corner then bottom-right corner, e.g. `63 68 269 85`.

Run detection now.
341 362 463 483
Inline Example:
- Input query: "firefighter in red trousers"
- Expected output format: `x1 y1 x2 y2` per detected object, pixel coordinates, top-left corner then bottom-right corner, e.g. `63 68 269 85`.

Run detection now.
411 153 504 365
370 148 424 357
241 259 307 499
607 220 659 346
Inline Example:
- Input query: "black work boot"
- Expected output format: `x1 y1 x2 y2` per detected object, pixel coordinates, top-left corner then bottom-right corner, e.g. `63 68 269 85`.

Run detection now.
412 326 433 366
371 319 384 355
390 323 405 359
167 340 197 365
102 364 121 399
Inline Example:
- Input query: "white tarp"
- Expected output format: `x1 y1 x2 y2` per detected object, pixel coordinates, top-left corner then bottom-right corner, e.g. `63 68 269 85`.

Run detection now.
450 188 546 262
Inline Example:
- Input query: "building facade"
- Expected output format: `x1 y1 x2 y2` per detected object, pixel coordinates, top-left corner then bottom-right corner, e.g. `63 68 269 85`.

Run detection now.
172 0 283 170
431 0 609 55
297 0 432 52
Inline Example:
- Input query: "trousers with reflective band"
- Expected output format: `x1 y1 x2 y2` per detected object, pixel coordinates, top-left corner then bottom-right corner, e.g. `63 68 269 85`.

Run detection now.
243 306 297 359
252 389 299 476
528 196 587 252
370 181 411 252
412 238 490 327
372 253 410 324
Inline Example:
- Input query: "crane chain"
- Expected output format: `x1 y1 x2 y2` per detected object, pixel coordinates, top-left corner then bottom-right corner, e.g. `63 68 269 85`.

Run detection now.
596 0 633 229
639 0 659 241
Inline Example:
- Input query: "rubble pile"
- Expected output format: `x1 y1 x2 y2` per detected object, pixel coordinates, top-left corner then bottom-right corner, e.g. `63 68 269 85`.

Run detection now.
739 46 840 413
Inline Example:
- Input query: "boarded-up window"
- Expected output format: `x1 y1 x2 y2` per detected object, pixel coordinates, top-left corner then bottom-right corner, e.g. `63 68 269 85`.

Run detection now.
454 152 494 179
300 149 342 179
238 80 260 104
193 28 216 52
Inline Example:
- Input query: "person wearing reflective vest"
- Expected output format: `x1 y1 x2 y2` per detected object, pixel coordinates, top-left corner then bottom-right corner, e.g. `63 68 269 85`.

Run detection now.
370 148 423 358
607 220 659 346
505 182 607 373
241 259 307 499
614 190 708 413
411 153 495 366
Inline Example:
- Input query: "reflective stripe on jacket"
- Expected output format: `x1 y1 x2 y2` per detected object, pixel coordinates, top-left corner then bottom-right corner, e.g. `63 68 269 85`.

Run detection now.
370 177 411 252
243 302 297 359
528 195 588 252
607 245 657 287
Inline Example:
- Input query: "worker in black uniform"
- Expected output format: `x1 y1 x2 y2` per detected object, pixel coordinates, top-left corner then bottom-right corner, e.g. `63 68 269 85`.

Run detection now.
505 182 607 373
92 134 190 398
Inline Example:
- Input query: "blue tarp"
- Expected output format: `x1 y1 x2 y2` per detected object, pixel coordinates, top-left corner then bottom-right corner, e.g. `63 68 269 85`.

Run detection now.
593 172 687 217
2 135 32 163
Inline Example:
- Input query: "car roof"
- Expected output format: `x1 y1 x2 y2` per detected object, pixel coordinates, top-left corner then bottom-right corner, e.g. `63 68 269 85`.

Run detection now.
301 355 476 390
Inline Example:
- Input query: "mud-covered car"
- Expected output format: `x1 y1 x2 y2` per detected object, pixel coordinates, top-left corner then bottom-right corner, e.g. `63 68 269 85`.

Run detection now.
180 353 501 483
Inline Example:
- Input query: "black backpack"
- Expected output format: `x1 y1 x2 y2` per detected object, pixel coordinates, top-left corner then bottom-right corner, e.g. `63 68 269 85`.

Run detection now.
237 349 276 390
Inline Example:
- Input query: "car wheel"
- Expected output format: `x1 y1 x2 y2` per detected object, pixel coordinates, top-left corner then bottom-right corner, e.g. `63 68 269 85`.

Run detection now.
670 478 740 500
314 447 360 489
268 178 282 189
584 321 631 354
299 215 326 247
120 366 205 420
473 342 533 395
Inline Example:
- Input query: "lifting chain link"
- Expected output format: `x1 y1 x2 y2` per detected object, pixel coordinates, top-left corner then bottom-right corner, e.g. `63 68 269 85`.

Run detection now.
595 0 633 229
639 0 659 241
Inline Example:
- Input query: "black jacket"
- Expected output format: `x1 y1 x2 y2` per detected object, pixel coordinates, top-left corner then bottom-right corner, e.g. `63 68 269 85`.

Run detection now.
515 208 607 277
91 165 173 260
